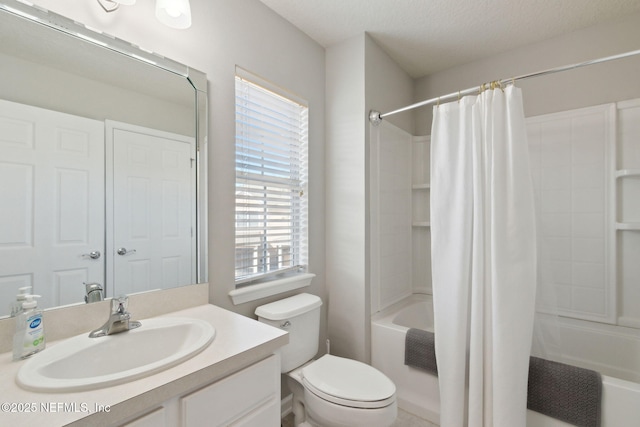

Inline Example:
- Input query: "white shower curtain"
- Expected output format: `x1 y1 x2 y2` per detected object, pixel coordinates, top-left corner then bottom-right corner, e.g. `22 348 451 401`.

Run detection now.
431 85 537 427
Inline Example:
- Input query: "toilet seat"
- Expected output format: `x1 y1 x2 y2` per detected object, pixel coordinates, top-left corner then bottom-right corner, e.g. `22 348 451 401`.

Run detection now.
301 354 396 409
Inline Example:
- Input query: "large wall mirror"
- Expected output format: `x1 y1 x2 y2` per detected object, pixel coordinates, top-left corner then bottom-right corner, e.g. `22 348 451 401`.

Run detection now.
0 0 208 317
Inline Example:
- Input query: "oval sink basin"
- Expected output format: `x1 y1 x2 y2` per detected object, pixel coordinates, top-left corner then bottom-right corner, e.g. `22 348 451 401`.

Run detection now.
17 317 215 392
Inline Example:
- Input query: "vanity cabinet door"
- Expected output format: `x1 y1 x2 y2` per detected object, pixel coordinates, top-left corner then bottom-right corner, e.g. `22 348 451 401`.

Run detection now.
180 354 280 427
119 407 166 427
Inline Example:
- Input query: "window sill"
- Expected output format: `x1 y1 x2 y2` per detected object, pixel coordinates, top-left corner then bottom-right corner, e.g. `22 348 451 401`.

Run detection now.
228 273 315 305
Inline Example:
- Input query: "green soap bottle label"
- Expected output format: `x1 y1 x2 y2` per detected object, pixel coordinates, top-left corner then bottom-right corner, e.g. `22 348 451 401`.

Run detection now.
24 314 44 349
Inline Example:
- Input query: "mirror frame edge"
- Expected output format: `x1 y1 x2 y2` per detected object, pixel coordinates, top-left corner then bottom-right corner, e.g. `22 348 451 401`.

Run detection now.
190 68 209 284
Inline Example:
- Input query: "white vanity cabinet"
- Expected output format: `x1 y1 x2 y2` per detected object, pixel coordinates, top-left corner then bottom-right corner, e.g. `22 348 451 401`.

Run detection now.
119 355 281 427
181 354 280 426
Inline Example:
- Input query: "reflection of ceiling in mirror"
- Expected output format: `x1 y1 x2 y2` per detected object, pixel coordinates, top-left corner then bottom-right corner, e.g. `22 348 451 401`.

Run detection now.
0 11 193 108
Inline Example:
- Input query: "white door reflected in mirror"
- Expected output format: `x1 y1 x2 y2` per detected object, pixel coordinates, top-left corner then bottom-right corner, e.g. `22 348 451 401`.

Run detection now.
108 121 196 296
0 100 104 310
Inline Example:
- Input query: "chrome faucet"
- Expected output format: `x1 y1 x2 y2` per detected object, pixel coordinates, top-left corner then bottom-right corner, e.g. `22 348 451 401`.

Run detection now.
89 296 141 338
84 282 104 303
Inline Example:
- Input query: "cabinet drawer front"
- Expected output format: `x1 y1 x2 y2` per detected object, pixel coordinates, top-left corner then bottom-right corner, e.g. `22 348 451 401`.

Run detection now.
181 354 280 427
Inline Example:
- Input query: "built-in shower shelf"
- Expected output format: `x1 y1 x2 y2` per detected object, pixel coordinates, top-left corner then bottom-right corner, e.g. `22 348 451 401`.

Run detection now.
615 169 640 178
616 222 640 231
412 183 431 190
412 222 431 228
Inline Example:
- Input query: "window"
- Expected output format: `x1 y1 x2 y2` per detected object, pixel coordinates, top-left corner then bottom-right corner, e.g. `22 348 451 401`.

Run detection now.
234 72 308 285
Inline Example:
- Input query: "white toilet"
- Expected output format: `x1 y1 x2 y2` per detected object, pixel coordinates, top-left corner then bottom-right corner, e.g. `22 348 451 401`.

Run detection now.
256 293 397 427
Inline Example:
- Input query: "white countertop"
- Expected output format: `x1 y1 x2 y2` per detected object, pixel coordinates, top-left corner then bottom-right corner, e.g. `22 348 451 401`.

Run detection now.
0 304 288 427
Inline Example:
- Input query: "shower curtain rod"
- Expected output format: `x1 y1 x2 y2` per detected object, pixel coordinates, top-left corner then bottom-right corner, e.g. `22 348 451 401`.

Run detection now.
369 48 640 125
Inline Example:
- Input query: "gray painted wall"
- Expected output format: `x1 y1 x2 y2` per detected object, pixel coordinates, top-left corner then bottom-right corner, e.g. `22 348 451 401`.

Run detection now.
325 34 413 362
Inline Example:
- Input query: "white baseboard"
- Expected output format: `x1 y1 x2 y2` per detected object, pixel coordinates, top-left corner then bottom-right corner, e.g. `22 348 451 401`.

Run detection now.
281 393 293 418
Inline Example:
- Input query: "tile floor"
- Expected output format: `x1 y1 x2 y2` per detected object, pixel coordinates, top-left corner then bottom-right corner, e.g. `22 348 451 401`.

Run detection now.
282 409 438 427
392 409 438 427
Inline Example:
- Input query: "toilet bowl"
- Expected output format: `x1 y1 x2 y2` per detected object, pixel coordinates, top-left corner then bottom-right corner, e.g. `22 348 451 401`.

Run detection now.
256 293 397 427
296 354 396 427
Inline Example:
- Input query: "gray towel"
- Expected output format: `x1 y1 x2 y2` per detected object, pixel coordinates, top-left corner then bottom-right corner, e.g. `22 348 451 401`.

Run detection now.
404 328 438 375
527 356 602 427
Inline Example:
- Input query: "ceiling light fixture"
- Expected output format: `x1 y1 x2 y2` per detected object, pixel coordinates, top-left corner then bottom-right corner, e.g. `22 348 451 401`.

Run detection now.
96 0 191 29
155 0 191 29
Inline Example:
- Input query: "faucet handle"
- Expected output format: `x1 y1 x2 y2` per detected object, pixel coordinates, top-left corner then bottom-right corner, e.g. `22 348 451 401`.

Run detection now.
89 294 140 338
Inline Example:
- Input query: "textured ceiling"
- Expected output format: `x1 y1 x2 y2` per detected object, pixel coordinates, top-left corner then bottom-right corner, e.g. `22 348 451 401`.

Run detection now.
259 0 640 78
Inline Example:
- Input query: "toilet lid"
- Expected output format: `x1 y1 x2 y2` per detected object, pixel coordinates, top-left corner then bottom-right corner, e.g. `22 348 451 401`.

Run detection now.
301 355 396 409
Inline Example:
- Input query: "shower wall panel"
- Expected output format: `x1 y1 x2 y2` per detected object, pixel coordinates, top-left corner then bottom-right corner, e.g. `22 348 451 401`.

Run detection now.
411 136 431 295
527 104 616 323
616 99 640 328
370 122 413 313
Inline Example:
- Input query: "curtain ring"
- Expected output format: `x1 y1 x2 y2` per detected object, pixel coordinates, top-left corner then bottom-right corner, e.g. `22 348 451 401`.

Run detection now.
457 90 461 102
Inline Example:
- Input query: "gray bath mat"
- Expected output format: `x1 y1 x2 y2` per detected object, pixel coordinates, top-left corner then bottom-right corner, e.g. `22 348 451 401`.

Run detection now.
527 356 602 427
404 327 438 375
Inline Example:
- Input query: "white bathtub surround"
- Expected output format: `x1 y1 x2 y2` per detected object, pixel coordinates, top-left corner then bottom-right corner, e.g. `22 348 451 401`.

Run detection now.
369 122 414 313
431 86 537 426
527 104 616 324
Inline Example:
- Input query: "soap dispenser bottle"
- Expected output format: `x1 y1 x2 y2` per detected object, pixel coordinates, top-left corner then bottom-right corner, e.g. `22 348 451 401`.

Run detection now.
13 294 46 360
10 286 32 317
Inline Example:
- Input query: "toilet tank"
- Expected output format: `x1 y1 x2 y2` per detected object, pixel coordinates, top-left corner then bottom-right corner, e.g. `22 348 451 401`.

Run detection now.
256 293 322 373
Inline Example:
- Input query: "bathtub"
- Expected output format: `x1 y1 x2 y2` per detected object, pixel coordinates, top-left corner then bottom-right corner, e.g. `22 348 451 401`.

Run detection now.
371 293 640 426
371 294 439 423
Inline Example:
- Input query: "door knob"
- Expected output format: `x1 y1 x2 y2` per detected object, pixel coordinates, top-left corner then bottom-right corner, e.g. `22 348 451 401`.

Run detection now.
117 247 137 256
82 251 101 259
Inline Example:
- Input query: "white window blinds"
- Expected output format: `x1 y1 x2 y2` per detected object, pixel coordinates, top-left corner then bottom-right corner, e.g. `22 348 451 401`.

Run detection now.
234 74 308 284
